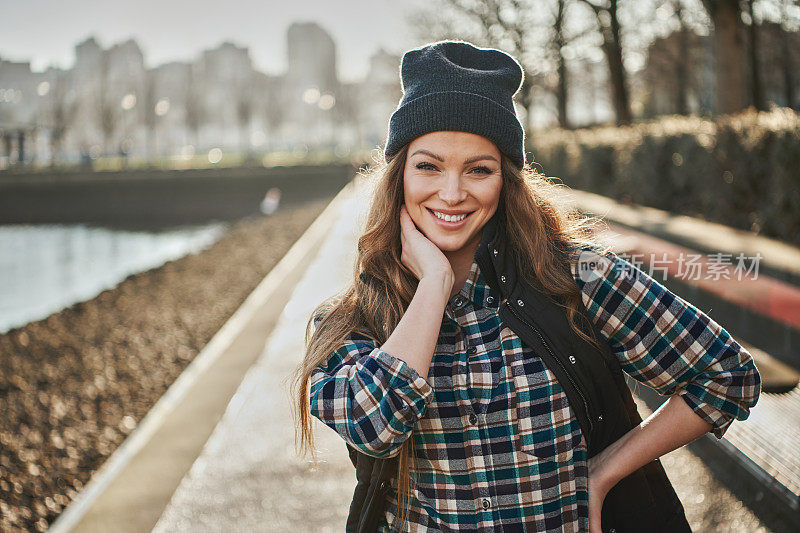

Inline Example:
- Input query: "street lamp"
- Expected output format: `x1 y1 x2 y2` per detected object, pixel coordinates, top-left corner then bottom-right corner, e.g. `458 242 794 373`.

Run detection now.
318 93 335 110
302 87 320 104
121 93 136 110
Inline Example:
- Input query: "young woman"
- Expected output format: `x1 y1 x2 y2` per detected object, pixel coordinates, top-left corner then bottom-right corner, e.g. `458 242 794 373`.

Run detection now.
292 40 761 532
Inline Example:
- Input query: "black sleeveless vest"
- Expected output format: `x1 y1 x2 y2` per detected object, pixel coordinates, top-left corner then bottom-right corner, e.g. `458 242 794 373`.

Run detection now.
348 210 692 533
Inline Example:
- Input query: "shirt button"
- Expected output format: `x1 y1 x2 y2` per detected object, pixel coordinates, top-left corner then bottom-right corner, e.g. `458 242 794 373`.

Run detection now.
500 275 506 283
568 355 577 364
454 296 464 307
486 296 495 304
467 345 477 355
492 248 498 256
481 498 491 510
516 299 525 307
469 413 478 425
598 414 604 422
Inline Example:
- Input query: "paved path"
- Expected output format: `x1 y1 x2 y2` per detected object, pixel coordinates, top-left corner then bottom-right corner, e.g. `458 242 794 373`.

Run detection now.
150 178 374 532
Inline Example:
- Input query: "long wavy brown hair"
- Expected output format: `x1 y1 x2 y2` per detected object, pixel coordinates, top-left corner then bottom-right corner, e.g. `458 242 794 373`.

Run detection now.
291 142 611 530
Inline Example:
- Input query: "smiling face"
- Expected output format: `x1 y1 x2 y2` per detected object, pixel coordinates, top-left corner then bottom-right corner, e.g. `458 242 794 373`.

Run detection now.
403 131 503 262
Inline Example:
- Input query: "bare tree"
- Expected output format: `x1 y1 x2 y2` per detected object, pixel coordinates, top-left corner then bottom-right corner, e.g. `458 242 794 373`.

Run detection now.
701 0 745 114
576 0 632 125
776 0 798 109
744 0 766 110
551 0 573 128
671 0 691 115
736 0 800 109
408 0 667 129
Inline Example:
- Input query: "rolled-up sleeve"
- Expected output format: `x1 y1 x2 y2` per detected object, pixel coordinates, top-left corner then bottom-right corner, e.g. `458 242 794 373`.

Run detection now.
309 322 433 457
570 247 762 439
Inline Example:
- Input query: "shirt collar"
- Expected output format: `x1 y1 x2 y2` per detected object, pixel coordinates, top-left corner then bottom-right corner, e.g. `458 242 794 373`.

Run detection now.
445 258 501 321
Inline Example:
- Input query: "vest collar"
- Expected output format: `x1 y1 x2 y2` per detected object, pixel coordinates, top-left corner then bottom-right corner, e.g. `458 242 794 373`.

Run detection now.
474 208 517 301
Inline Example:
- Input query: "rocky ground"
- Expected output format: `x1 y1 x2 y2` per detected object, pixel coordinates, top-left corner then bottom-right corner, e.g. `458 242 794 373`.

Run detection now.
0 196 333 532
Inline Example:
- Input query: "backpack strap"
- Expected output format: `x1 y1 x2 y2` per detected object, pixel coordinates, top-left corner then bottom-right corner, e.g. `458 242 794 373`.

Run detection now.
346 445 398 533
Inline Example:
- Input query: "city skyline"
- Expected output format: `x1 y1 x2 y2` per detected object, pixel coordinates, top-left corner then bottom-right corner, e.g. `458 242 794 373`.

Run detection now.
0 20 410 167
0 0 425 83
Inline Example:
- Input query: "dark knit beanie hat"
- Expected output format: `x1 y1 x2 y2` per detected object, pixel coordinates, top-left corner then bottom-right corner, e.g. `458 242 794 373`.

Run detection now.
384 40 526 169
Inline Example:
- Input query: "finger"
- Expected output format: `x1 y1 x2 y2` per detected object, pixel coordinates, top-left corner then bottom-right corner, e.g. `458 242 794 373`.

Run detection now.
400 211 414 236
400 209 418 234
399 206 409 227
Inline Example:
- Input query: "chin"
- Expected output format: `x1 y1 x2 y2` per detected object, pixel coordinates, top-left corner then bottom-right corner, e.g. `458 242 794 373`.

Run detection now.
424 231 470 252
434 242 464 252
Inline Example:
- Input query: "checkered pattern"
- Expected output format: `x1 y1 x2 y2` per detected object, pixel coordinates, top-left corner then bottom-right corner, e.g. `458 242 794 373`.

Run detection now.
571 248 761 440
309 249 761 531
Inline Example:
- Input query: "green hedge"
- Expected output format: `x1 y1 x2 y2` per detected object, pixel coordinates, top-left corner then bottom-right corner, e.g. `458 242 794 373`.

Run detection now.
530 108 800 247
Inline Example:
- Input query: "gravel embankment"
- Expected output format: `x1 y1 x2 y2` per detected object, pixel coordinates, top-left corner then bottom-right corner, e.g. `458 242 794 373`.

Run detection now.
0 196 333 532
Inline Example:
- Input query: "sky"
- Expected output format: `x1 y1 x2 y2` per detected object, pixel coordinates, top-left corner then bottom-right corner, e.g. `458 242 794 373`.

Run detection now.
0 0 427 83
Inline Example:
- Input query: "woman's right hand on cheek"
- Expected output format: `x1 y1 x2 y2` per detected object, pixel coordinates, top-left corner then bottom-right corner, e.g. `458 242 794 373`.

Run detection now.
399 204 454 286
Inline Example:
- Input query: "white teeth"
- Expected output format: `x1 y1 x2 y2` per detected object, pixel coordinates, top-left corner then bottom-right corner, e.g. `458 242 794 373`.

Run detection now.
432 210 468 222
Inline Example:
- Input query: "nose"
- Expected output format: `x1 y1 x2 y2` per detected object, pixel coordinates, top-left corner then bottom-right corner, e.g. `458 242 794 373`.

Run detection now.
438 171 467 205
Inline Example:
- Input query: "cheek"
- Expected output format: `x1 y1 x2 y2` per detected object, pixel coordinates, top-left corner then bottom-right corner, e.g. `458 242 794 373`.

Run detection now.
403 178 426 206
478 181 502 208
402 173 412 199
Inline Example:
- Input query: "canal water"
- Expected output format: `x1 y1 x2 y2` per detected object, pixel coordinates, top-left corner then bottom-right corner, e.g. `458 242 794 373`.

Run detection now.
0 222 229 334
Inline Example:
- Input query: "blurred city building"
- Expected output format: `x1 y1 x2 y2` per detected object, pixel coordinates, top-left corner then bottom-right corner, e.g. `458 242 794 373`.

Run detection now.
0 22 402 168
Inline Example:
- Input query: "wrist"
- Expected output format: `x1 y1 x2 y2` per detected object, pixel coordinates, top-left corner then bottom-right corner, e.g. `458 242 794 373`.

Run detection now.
589 428 636 494
419 272 454 300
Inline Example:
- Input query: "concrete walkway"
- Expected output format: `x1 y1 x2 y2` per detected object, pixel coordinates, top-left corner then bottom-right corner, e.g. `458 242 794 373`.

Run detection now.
149 178 374 531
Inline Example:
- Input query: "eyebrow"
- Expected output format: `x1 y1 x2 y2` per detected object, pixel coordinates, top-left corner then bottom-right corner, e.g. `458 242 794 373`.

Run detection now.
409 149 499 165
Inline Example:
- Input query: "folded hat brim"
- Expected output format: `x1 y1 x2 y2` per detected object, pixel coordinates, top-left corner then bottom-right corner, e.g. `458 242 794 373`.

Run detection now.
385 90 525 169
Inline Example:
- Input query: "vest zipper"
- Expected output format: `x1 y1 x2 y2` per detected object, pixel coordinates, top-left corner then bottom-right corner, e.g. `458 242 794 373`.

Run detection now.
504 300 595 437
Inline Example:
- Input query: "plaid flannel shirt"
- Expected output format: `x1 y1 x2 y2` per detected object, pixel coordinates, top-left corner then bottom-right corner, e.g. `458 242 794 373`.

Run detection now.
309 249 761 532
